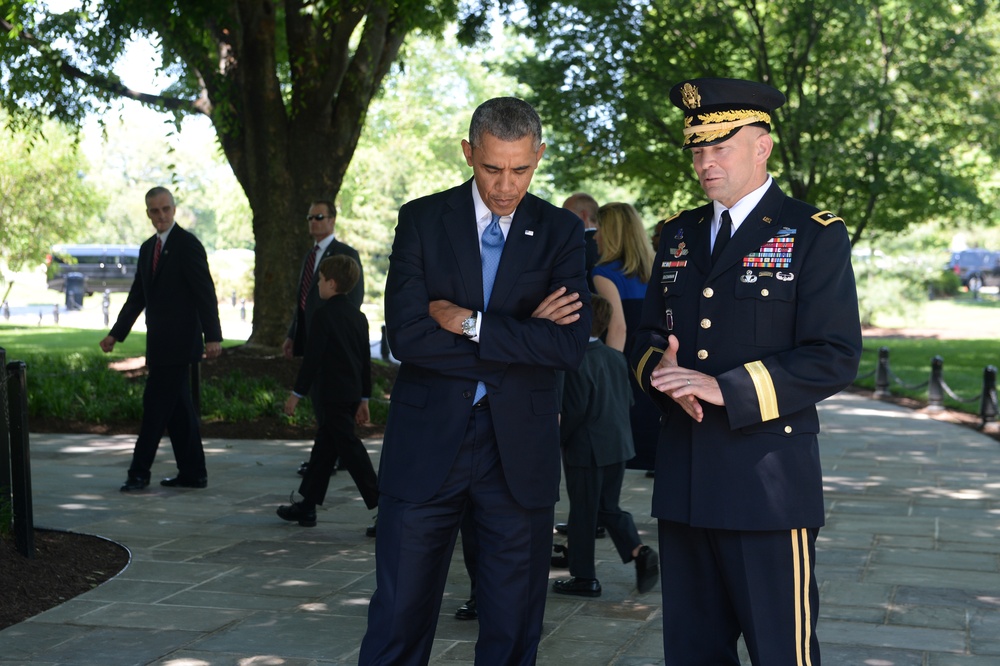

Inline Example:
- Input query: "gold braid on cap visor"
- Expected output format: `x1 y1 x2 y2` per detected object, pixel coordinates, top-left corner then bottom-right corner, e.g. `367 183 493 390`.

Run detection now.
683 109 772 146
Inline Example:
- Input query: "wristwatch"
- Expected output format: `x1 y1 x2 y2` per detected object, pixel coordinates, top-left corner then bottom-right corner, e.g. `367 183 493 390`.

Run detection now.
461 312 478 338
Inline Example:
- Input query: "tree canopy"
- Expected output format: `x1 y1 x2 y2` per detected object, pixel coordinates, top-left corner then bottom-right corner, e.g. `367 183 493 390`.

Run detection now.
510 0 1000 243
0 115 105 278
1 0 468 346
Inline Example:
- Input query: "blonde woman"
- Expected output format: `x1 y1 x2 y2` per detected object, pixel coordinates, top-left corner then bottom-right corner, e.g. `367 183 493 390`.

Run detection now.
592 202 658 471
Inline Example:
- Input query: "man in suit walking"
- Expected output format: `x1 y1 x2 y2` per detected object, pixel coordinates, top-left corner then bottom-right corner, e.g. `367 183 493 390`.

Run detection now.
282 199 365 479
631 78 862 664
282 199 364 359
358 97 592 665
100 186 222 492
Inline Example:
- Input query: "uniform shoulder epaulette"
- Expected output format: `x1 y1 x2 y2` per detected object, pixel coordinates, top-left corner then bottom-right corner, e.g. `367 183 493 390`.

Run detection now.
660 211 682 225
811 210 844 226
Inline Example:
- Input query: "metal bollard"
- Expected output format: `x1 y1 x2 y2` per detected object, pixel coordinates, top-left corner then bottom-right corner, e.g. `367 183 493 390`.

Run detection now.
2 301 9 320
980 365 998 433
5 360 34 557
240 298 246 322
927 355 944 411
232 290 237 307
102 290 111 327
52 305 59 325
380 324 390 360
873 346 890 398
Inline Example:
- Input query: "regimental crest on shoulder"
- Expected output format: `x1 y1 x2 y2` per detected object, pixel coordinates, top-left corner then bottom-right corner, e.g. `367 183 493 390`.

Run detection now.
812 210 844 226
680 83 701 110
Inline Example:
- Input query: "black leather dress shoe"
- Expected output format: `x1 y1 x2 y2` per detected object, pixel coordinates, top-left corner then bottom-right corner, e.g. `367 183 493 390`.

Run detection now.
634 545 660 594
120 476 150 492
454 597 477 620
277 501 317 527
550 543 569 568
552 577 602 597
554 522 606 538
160 476 208 489
365 514 377 537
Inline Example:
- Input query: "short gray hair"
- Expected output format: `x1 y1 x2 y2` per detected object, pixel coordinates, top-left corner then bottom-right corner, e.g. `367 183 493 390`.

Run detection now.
468 97 542 150
145 186 175 206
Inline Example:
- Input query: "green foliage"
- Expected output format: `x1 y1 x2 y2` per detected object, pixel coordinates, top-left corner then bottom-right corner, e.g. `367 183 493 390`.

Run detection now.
856 337 999 414
0 0 494 347
508 0 1000 236
0 114 106 274
928 269 962 298
24 353 145 422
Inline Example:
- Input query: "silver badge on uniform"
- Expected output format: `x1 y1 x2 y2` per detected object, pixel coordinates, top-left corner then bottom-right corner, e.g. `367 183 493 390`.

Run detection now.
739 270 758 284
776 272 795 281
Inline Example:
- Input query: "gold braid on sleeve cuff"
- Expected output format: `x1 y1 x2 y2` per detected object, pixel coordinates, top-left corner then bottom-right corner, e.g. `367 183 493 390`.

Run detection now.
633 347 664 392
744 360 779 421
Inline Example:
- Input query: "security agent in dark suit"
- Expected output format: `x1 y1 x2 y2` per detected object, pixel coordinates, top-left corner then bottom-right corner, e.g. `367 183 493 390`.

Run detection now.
101 186 222 492
630 79 862 664
282 199 364 359
359 97 592 666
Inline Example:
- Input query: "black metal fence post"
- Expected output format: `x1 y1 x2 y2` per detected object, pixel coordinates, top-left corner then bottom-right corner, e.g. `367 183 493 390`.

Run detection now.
927 355 945 411
6 360 34 557
874 346 890 398
1 347 10 535
980 365 998 433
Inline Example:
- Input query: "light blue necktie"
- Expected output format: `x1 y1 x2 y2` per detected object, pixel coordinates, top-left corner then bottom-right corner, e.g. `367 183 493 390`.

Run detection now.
474 212 505 403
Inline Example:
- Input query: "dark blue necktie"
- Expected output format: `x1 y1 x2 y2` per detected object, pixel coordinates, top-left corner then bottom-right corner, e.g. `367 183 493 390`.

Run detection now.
475 213 505 403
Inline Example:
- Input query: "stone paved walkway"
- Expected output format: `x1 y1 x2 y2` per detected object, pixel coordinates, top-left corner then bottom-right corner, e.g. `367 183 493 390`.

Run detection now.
1 391 999 664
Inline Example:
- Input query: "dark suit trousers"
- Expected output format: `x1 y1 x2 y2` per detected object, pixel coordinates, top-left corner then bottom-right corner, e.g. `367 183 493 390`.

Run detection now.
657 520 821 665
564 461 641 579
298 400 378 510
359 405 554 666
128 363 205 479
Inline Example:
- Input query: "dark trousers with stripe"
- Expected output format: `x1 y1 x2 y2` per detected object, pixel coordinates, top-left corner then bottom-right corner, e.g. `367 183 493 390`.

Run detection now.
658 519 820 666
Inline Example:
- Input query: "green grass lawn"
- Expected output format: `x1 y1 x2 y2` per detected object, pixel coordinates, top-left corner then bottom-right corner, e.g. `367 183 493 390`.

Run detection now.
0 325 148 359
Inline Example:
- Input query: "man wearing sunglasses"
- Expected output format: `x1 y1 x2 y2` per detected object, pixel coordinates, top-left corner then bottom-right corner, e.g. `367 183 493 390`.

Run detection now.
283 200 364 359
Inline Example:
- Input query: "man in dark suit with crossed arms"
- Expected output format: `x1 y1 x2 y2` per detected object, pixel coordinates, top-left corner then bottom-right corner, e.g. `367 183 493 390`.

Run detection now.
101 186 222 492
359 97 591 665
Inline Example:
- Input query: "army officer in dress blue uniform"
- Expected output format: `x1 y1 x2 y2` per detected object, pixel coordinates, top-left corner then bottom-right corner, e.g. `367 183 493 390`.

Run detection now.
630 78 862 665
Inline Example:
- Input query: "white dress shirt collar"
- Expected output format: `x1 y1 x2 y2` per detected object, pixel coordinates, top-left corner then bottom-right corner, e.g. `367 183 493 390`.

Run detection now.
712 175 773 235
471 180 512 248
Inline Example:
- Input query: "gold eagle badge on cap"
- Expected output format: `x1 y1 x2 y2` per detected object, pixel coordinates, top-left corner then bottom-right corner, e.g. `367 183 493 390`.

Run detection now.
680 83 701 109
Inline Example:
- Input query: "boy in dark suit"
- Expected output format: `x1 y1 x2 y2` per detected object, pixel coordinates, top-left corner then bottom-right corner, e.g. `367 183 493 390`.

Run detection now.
277 255 378 527
555 293 659 597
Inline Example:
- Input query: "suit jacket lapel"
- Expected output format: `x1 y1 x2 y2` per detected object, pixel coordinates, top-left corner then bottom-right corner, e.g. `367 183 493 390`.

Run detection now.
443 184 485 310
488 194 538 311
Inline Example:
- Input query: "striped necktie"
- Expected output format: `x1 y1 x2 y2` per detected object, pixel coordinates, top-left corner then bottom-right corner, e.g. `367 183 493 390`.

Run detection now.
300 245 319 310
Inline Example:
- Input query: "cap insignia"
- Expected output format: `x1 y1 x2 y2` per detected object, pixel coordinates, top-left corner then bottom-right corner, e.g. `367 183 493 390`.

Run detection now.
680 83 701 109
